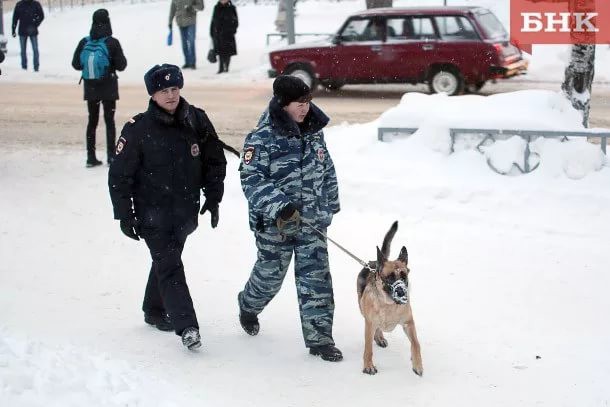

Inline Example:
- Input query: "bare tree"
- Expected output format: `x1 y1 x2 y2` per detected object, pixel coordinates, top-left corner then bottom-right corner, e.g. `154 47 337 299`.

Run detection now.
365 0 392 9
562 44 596 127
561 0 596 128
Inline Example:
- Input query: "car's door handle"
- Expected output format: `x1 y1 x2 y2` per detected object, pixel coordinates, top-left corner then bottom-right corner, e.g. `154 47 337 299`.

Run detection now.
422 44 435 51
371 45 382 52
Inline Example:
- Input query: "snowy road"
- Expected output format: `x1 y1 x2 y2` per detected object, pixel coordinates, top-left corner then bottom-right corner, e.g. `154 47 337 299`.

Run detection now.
1 81 609 152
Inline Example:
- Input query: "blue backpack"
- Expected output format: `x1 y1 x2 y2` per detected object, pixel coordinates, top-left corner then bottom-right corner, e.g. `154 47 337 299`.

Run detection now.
80 36 110 80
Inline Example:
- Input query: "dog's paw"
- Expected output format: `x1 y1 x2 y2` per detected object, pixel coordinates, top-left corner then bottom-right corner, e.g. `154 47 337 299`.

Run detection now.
363 365 378 375
374 337 388 348
412 366 423 377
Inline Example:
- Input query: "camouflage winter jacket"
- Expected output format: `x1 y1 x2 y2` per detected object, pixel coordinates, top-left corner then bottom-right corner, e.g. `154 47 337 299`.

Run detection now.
239 97 340 233
169 0 204 28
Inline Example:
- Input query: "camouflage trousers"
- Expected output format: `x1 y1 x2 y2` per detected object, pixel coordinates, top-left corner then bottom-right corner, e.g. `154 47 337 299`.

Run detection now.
238 228 335 347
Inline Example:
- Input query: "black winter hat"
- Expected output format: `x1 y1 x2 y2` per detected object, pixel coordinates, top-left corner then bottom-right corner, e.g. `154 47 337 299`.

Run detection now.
90 9 112 38
92 8 110 24
273 75 312 107
144 64 184 95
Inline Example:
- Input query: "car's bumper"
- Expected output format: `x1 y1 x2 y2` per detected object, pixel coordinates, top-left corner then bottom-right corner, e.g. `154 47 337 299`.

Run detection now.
268 68 278 78
490 59 529 78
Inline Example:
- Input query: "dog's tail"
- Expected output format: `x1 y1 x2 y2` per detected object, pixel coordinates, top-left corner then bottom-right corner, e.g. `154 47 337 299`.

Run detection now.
381 221 398 259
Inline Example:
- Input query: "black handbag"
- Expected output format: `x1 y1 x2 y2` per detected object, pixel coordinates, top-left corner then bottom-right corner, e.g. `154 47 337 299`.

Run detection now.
207 49 217 63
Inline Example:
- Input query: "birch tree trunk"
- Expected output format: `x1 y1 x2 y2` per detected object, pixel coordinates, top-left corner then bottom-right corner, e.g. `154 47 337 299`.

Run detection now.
561 44 596 128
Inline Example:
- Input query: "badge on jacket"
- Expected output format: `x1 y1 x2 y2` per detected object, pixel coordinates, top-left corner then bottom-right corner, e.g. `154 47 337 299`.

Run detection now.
115 136 127 155
243 147 255 165
317 148 325 162
191 143 200 157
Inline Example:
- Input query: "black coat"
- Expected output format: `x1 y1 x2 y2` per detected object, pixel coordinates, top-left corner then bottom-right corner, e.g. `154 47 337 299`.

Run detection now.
11 0 44 37
109 98 227 237
210 1 238 57
71 22 127 101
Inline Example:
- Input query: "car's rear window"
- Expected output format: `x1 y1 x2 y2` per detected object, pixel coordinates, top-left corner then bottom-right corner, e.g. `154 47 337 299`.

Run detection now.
476 11 507 39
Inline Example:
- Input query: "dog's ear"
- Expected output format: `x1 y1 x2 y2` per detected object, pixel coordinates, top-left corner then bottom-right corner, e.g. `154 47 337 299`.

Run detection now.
398 246 408 265
376 246 386 270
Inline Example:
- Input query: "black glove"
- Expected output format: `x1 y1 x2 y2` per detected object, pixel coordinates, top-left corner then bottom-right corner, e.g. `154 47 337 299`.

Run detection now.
120 217 140 241
276 203 300 237
200 200 219 228
12 32 16 38
168 24 172 30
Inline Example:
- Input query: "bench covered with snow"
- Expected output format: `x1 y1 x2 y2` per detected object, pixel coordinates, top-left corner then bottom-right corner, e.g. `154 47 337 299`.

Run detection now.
376 91 609 174
377 127 610 174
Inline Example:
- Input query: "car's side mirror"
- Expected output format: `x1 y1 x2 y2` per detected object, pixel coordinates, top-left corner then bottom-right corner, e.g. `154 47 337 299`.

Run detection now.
331 35 342 45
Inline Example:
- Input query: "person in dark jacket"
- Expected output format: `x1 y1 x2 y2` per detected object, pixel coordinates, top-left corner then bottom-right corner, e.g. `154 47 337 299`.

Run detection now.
11 0 44 71
108 64 227 351
0 49 4 75
210 0 238 74
72 9 127 167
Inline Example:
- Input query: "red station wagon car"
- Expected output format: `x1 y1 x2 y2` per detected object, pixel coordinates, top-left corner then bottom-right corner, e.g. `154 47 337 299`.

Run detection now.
268 7 529 95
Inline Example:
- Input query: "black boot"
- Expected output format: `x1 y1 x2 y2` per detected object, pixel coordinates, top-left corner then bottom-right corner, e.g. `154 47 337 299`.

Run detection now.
181 327 202 350
239 310 259 336
309 344 343 362
86 157 103 168
144 313 173 332
224 56 231 73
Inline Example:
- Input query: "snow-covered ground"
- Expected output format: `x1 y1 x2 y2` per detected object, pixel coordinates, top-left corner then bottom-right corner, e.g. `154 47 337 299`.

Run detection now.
2 0 610 405
1 0 609 85
1 87 610 405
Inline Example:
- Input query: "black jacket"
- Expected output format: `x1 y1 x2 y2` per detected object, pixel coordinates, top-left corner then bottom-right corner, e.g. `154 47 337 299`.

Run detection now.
71 21 127 101
12 0 44 37
210 1 238 57
108 98 227 237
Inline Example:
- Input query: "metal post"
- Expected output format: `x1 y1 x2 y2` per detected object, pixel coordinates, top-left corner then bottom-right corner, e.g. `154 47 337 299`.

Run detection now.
285 0 295 45
0 0 4 35
0 0 6 53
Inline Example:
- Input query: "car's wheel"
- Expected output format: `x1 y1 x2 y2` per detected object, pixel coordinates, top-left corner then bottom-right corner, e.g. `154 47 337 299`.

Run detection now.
321 80 345 91
285 65 316 89
466 81 486 94
428 68 464 96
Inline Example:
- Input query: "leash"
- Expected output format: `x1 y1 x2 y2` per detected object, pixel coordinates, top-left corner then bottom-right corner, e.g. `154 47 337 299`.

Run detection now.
301 219 375 272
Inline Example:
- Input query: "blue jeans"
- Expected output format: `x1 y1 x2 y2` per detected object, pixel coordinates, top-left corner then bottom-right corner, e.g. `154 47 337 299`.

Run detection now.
19 35 39 71
179 25 196 67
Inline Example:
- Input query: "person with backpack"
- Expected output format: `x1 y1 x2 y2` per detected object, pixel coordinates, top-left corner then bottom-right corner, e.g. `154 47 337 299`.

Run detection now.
169 0 204 69
210 0 238 74
72 9 127 167
11 0 44 72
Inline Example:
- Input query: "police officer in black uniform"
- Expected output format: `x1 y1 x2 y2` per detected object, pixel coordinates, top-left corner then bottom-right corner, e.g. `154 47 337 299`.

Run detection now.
108 64 227 350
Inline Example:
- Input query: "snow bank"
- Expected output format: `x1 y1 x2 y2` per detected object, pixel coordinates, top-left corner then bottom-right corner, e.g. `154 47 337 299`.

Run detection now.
375 90 607 178
0 329 184 406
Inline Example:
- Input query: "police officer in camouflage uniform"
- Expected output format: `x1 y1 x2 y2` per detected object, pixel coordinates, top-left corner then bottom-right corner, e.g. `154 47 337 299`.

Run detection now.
237 75 343 362
109 64 227 351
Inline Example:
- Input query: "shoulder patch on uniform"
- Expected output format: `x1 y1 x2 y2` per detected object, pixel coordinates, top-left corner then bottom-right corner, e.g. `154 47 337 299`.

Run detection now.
317 148 325 162
243 147 255 165
115 136 127 155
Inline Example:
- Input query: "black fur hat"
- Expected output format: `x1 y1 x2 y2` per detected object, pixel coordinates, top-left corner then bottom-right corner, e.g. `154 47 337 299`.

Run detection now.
144 64 184 95
273 75 312 107
90 8 112 38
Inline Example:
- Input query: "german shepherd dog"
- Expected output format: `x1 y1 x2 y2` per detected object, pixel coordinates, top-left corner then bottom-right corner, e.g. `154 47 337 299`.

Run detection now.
357 221 423 375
